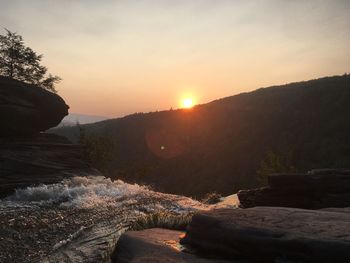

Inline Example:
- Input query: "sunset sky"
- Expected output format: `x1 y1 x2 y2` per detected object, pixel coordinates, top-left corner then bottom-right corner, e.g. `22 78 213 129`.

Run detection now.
1 0 349 117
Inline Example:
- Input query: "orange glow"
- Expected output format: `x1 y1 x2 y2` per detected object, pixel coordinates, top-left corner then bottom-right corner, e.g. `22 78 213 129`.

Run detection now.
181 98 194 108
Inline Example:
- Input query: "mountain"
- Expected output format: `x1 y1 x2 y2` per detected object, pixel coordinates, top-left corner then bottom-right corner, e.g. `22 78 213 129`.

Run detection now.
51 75 350 197
57 113 108 127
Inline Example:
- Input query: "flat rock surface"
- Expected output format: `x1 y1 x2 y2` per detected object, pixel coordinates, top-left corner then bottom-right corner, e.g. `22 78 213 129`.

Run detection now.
182 207 350 263
0 76 68 136
113 228 238 263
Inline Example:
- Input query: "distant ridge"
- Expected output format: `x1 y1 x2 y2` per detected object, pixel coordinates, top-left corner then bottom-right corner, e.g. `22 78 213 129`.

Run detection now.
52 74 350 197
57 113 108 127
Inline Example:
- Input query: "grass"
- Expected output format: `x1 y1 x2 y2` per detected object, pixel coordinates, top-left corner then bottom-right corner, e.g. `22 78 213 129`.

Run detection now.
130 211 194 231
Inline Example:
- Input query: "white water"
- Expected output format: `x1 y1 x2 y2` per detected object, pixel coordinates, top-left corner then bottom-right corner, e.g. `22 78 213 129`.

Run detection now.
4 176 204 211
5 176 150 208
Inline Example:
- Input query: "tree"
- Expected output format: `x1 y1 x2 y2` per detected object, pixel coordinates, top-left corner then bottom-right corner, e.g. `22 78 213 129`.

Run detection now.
0 29 60 92
78 125 114 174
257 150 297 185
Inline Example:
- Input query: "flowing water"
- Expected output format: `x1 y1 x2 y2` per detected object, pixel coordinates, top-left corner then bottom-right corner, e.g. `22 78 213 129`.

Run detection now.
0 176 208 263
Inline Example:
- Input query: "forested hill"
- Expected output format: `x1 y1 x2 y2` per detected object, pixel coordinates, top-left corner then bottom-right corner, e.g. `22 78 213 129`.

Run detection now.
52 75 350 197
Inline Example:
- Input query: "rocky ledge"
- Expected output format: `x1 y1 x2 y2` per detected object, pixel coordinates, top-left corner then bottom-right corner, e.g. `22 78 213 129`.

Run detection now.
180 207 350 263
238 169 350 209
0 77 96 197
0 76 69 136
0 133 100 197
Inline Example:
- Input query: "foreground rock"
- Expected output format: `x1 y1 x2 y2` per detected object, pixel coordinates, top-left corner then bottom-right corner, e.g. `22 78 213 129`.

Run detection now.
238 169 350 208
0 133 100 197
113 228 236 263
0 76 68 136
181 207 350 263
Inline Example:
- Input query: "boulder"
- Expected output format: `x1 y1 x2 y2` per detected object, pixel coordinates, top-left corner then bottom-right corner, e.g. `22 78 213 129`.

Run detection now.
181 207 350 263
113 228 238 263
0 133 100 197
238 170 350 209
0 76 69 136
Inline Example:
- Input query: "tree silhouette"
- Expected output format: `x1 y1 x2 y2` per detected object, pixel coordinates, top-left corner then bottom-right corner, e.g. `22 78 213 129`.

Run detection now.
78 124 114 174
0 29 61 92
257 150 297 185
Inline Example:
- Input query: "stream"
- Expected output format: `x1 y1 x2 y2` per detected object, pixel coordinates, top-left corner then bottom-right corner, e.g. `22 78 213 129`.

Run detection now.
0 176 209 263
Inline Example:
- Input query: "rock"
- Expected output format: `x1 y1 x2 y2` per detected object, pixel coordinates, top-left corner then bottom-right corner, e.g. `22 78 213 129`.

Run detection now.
309 169 350 175
181 207 350 263
0 76 69 136
0 133 100 197
267 172 350 192
321 207 350 213
238 171 350 209
113 228 238 263
237 187 315 209
207 194 240 210
43 213 129 263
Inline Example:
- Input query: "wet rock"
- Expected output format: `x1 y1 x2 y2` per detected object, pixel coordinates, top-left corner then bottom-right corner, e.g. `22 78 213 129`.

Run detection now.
238 170 350 208
181 207 350 263
113 228 237 263
0 76 69 136
0 133 100 197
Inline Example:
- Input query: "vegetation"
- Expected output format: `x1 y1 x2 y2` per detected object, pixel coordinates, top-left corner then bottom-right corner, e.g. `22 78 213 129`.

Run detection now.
130 211 194 231
0 29 60 92
52 75 350 198
257 150 297 185
78 125 114 174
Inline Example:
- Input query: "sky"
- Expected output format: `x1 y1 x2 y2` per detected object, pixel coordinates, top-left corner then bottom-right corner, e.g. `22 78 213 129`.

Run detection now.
1 0 349 117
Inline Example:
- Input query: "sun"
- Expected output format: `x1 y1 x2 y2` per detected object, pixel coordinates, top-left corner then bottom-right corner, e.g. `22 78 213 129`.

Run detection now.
182 98 194 109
